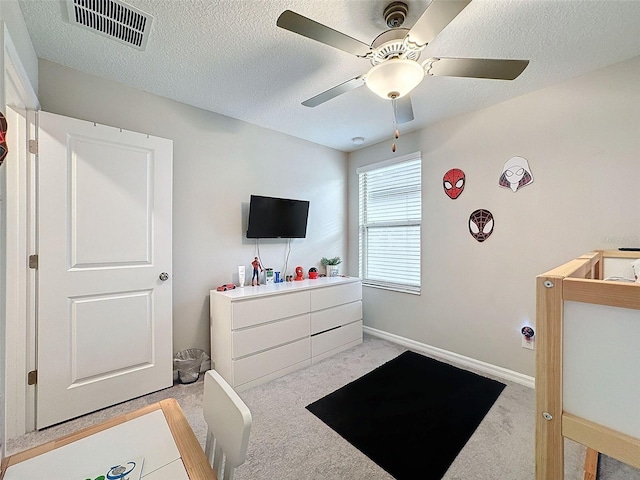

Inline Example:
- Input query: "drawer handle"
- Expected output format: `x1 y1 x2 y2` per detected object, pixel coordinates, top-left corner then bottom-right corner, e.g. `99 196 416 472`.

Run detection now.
311 325 342 336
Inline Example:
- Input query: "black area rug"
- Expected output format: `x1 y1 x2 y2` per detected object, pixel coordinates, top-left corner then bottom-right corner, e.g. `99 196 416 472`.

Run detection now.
306 350 506 480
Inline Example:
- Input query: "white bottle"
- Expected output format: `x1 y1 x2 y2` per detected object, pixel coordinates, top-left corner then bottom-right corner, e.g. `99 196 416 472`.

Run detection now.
238 266 246 287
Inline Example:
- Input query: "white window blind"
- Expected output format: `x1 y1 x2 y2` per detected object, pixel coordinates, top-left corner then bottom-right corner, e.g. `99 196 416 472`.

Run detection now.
358 152 421 293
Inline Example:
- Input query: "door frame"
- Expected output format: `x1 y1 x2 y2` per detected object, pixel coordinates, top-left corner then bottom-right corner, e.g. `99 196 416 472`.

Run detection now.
3 23 39 440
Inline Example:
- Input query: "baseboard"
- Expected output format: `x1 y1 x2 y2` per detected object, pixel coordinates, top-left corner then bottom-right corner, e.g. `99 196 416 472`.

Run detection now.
363 326 535 389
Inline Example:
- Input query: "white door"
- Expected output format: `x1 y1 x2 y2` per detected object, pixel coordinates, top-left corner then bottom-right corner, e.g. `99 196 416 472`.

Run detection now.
36 111 173 428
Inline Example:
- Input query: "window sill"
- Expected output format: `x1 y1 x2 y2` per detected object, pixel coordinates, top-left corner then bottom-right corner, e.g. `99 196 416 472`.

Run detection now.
362 282 421 295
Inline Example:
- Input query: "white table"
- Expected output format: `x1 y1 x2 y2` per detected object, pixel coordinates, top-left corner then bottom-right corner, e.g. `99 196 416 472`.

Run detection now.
1 399 216 480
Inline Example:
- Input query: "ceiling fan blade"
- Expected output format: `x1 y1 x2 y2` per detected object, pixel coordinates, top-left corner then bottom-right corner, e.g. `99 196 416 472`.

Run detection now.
406 0 472 48
302 76 366 107
395 95 414 124
425 58 529 80
277 10 372 57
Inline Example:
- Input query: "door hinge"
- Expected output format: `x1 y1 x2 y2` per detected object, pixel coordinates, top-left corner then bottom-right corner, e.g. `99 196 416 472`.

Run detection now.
29 254 38 269
28 370 37 385
28 139 38 155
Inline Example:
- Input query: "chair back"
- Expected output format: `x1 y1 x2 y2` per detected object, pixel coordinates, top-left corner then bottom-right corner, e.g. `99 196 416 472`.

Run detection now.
203 369 252 480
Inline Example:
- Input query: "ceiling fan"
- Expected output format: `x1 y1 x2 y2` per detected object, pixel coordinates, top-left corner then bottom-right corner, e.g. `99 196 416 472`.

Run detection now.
276 0 529 124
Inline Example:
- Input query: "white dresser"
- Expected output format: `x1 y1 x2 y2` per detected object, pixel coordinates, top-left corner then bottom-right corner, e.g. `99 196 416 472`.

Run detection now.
210 276 362 391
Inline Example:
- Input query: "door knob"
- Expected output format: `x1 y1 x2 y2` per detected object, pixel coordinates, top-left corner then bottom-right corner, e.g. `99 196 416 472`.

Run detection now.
159 272 169 281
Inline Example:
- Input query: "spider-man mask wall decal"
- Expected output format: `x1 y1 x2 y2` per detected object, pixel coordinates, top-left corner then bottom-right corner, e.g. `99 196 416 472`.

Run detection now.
443 168 465 199
0 112 8 167
469 209 494 242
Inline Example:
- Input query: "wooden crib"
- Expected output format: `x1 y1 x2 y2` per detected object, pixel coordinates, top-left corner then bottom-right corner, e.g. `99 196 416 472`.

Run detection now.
535 250 640 479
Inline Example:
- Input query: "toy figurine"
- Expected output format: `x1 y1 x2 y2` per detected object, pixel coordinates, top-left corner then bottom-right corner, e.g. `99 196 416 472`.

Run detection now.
294 266 304 281
251 256 263 286
632 258 640 283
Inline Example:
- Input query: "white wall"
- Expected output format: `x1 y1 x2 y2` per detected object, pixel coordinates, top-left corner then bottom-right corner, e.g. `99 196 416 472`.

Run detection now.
348 56 640 377
0 1 37 95
37 59 348 355
1 0 39 449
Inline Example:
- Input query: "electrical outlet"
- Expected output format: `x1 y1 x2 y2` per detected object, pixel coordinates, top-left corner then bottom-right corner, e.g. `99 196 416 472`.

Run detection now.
522 336 534 350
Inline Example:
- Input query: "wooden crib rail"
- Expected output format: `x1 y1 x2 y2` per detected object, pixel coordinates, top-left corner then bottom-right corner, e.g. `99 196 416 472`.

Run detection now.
563 278 640 309
564 413 640 471
535 250 640 480
541 253 601 280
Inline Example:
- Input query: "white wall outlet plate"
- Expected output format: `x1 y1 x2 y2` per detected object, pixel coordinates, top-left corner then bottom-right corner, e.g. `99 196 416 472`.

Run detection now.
522 336 534 350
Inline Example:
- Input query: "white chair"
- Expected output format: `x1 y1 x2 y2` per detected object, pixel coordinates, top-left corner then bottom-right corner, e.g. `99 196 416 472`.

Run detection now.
203 369 252 480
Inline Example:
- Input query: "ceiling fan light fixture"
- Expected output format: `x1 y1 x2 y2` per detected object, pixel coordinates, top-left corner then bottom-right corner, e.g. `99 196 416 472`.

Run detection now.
365 59 424 100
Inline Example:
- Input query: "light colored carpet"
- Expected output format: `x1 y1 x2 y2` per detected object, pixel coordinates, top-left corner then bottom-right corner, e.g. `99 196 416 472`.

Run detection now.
7 334 640 479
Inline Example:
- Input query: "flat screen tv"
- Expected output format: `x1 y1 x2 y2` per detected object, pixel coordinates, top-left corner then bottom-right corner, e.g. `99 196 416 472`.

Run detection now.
246 195 310 239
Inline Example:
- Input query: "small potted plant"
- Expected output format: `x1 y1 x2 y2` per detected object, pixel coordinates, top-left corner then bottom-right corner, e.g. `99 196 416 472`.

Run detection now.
321 256 342 277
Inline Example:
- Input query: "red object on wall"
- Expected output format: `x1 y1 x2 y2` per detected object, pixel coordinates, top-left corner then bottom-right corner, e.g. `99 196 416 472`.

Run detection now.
0 112 8 167
443 168 465 199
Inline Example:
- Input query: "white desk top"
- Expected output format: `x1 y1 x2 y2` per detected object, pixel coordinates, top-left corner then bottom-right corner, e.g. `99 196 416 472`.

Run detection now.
4 410 187 480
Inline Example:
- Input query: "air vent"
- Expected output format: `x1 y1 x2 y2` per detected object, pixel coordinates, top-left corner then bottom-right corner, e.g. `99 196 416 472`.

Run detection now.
66 0 153 50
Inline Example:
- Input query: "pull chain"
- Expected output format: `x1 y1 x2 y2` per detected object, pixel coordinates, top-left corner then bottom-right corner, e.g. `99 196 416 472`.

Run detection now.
391 97 400 152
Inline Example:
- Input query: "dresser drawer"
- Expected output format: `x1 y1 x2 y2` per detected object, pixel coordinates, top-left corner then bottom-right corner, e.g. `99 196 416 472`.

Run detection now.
232 291 309 329
232 314 310 358
310 282 362 311
310 301 362 335
311 320 362 358
234 338 311 386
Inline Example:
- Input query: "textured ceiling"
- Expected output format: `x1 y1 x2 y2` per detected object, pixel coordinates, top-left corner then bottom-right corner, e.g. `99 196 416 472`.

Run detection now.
17 0 640 152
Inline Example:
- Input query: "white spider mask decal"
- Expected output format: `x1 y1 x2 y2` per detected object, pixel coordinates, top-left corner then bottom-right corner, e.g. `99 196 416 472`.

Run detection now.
499 156 534 192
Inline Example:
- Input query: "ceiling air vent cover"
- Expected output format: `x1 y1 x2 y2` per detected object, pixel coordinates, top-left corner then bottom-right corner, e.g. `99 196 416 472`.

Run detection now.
66 0 153 50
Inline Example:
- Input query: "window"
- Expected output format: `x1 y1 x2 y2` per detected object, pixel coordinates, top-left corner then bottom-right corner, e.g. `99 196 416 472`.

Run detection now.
357 152 421 294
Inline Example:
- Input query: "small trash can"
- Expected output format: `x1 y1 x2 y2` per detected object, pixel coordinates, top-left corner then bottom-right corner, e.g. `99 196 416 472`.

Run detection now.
174 348 209 384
